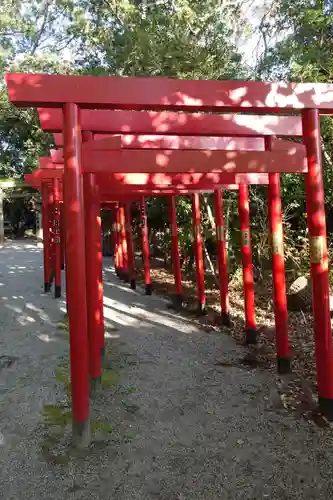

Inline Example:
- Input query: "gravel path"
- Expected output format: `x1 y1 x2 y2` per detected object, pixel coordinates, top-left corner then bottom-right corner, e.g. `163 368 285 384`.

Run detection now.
0 241 333 499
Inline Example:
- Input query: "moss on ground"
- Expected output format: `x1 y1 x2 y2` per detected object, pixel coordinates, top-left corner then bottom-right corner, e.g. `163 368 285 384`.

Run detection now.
40 351 117 464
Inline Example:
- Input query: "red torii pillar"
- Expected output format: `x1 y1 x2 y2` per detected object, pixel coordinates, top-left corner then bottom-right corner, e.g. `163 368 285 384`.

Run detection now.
168 195 183 308
41 182 52 292
119 203 129 281
60 204 65 271
140 197 152 295
192 193 206 314
83 171 103 387
112 207 118 268
303 109 333 418
48 191 55 288
125 202 136 289
61 177 69 315
63 103 90 446
110 209 117 258
213 189 230 326
82 130 105 382
238 184 257 343
52 177 62 298
115 203 124 277
266 137 291 373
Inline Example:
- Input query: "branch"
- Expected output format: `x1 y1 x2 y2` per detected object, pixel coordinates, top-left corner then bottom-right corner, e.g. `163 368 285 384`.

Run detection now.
200 193 215 234
321 137 333 169
29 1 50 56
203 242 219 287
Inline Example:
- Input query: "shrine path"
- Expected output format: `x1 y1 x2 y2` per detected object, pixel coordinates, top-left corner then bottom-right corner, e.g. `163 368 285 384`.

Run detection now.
0 241 332 499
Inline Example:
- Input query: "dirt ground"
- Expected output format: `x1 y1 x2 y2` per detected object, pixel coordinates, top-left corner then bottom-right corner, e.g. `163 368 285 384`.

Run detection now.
0 241 333 499
134 256 329 423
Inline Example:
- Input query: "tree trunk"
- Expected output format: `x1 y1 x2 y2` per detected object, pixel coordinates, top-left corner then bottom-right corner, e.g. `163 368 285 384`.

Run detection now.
203 242 219 287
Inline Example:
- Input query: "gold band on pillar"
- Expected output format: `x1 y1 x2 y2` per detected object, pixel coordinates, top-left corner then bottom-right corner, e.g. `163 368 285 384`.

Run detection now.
241 228 250 247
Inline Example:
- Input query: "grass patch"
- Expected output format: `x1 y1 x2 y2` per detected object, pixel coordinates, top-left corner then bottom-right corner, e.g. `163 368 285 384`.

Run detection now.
56 321 68 331
42 404 72 427
123 430 138 444
54 358 71 393
101 367 118 388
91 420 113 435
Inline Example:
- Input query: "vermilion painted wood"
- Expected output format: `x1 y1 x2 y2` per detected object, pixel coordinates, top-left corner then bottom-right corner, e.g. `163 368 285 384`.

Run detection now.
38 159 271 188
192 193 205 313
238 184 257 343
40 109 302 137
140 197 152 295
81 149 307 174
27 173 215 200
303 109 333 417
109 210 117 259
25 171 249 200
29 167 242 194
83 172 102 382
50 148 64 161
6 73 333 113
79 134 305 154
114 205 120 271
67 135 306 153
82 130 105 378
266 137 290 373
119 204 128 279
125 203 136 289
82 135 121 151
52 177 62 298
82 135 264 151
63 103 90 441
48 194 55 289
60 205 65 271
41 182 52 292
168 196 182 300
213 189 230 325
115 204 123 275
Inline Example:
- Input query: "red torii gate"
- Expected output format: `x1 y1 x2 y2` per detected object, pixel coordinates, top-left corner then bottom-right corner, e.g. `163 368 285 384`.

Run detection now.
7 73 333 444
36 139 295 369
39 134 303 352
40 110 304 352
26 166 249 391
36 156 268 329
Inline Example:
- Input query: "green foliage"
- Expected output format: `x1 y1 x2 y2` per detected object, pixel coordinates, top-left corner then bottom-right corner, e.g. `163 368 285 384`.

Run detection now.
255 0 333 270
0 0 243 179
